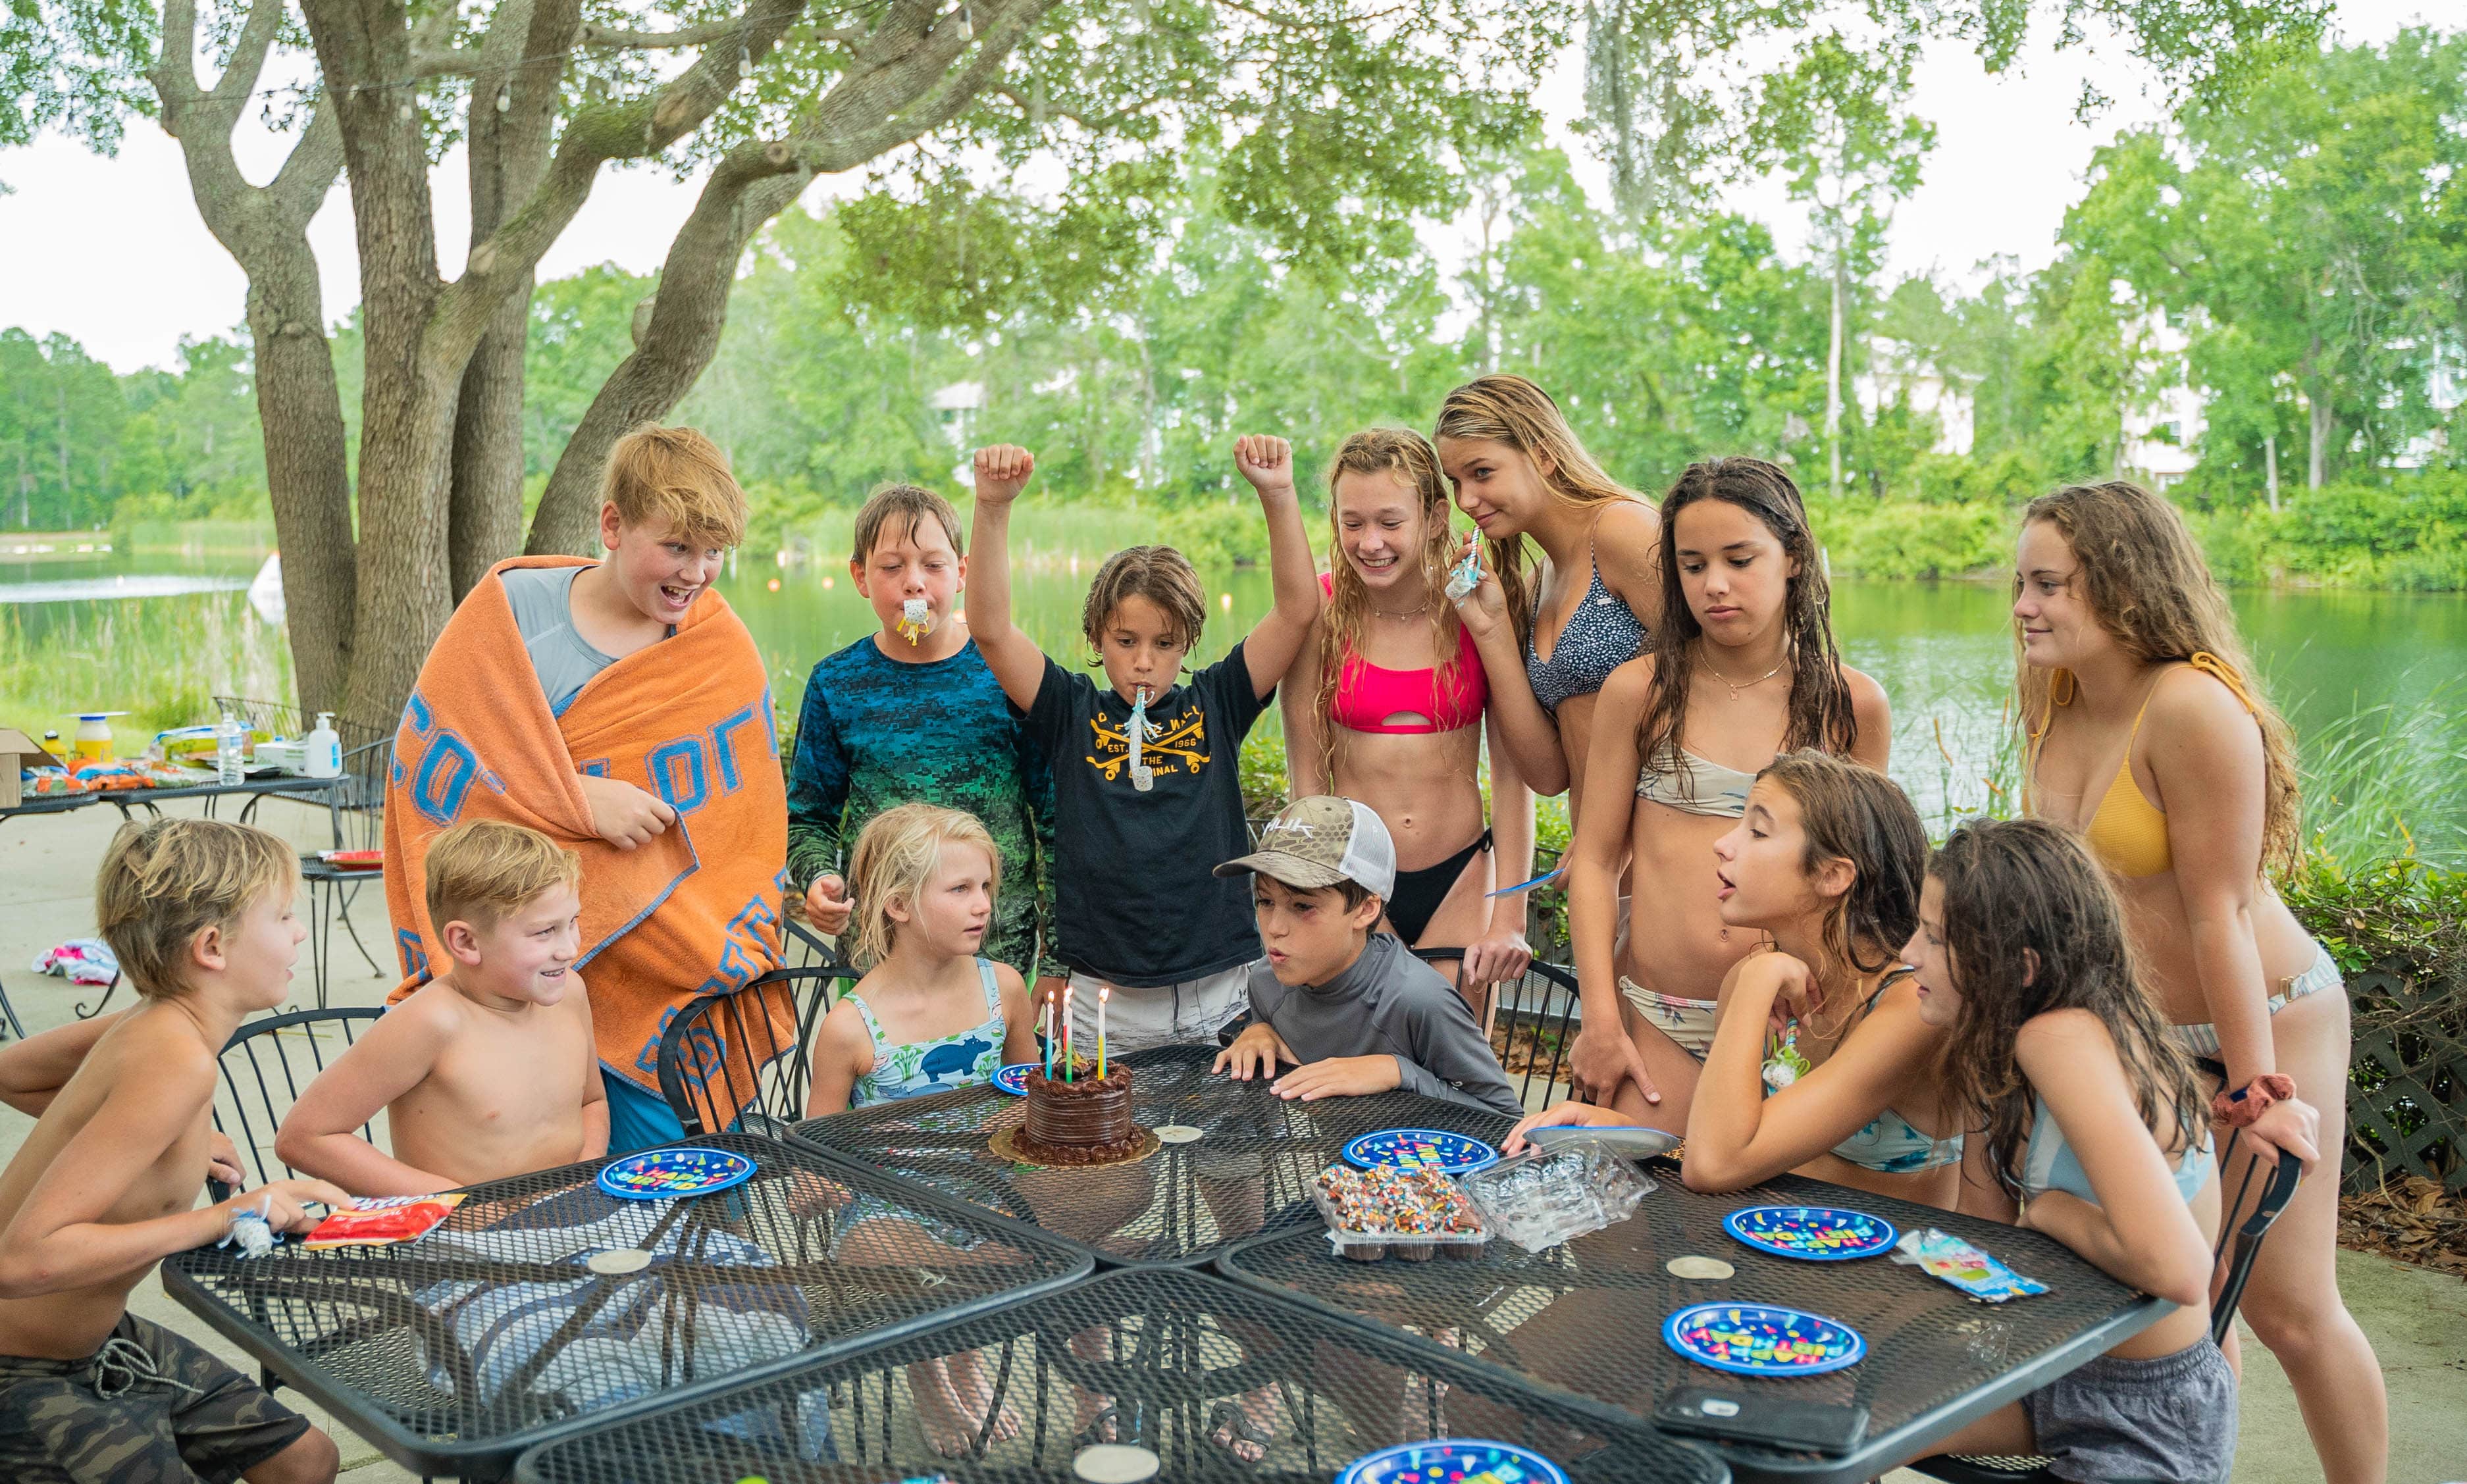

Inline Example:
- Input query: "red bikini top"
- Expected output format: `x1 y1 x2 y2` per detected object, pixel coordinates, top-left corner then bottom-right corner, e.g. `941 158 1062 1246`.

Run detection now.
1320 571 1490 734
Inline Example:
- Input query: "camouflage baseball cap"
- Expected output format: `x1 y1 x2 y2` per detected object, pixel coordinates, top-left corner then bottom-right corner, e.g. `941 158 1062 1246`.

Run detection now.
1214 795 1397 899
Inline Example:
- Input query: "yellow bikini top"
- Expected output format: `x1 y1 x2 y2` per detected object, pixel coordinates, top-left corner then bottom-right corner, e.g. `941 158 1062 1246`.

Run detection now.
2027 653 2261 879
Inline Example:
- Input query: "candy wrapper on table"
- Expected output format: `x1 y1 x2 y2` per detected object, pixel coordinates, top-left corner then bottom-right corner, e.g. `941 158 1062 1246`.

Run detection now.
1312 1163 1490 1262
22 765 89 796
75 759 195 790
1459 1143 1656 1254
1891 1226 2050 1302
305 1193 469 1250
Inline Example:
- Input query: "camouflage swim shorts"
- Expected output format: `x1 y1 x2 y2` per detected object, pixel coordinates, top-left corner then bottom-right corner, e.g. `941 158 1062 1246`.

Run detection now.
0 1312 311 1483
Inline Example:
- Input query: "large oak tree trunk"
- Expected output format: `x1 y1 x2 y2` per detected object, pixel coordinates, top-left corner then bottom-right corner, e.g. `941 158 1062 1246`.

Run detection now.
451 312 531 597
247 253 359 716
450 0 560 598
152 0 357 715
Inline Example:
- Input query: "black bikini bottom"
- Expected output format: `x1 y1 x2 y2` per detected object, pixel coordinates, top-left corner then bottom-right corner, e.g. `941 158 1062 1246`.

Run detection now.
1385 829 1492 944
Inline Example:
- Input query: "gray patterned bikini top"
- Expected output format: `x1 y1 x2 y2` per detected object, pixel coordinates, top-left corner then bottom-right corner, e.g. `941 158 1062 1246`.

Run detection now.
1524 557 1651 711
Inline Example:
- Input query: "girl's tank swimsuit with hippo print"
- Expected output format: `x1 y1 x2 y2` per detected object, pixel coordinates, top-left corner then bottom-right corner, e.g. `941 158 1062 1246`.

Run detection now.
846 958 1008 1104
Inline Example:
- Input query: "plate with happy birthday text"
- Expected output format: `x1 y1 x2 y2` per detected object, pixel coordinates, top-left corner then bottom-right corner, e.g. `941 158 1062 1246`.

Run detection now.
1663 1302 1865 1377
1724 1205 1898 1262
1342 1127 1499 1175
992 1063 1035 1096
1336 1439 1569 1484
595 1146 756 1201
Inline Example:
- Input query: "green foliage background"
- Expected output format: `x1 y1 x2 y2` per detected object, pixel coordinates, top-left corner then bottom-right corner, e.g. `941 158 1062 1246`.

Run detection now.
5 28 2462 596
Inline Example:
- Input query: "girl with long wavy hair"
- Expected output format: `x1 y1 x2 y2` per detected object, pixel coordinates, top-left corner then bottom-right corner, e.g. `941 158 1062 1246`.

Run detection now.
1436 374 1662 815
1511 752 1961 1208
1894 817 2234 1484
2012 482 2374 1481
1559 459 1890 1117
1280 429 1538 996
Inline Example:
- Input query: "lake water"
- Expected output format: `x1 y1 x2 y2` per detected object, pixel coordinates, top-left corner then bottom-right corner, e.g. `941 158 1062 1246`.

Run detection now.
7 543 2461 861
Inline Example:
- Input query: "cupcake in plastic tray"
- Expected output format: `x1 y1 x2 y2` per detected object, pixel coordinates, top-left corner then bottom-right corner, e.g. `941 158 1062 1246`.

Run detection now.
1311 1162 1491 1262
1459 1142 1657 1253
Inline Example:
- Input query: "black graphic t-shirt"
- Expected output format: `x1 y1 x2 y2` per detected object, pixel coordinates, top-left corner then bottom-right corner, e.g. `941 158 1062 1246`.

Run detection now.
1018 642 1270 986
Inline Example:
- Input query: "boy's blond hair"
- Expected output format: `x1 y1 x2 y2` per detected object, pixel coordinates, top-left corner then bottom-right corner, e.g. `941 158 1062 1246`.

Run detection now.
851 484 964 567
848 804 1002 967
604 423 748 550
95 818 296 999
425 820 583 936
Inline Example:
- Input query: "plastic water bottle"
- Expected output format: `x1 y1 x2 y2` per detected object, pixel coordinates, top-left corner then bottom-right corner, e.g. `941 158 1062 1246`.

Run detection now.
215 709 247 787
305 712 342 779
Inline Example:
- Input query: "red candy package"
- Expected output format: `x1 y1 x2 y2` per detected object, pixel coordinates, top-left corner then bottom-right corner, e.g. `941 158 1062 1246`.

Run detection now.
303 1193 467 1250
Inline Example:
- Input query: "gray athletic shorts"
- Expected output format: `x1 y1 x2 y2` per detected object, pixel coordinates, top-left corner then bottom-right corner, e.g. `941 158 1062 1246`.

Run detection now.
2026 1338 2237 1484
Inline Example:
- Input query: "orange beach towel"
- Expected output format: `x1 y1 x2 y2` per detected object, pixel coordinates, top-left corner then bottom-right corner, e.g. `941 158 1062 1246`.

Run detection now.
383 556 791 1104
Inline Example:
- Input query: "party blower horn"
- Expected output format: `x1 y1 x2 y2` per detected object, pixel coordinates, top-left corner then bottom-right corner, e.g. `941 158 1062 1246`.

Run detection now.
1127 686 1156 792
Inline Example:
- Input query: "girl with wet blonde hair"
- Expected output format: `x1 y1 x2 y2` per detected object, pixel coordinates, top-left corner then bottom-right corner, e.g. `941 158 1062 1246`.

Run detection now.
2012 480 2379 1484
806 802 1042 1453
1281 427 1538 1000
1436 374 1663 817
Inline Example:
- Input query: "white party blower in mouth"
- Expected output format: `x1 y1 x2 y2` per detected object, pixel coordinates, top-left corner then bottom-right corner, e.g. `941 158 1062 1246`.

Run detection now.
1128 686 1155 791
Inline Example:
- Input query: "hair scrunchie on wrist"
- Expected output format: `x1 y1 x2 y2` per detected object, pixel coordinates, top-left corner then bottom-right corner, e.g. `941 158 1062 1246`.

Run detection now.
2211 1071 2298 1129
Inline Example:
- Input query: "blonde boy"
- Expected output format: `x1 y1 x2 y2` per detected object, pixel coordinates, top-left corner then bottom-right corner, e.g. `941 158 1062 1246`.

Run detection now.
0 819 344 1484
286 821 608 1194
384 422 790 1156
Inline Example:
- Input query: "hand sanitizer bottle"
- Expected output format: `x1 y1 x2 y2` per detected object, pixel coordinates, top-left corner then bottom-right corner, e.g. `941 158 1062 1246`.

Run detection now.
306 713 342 779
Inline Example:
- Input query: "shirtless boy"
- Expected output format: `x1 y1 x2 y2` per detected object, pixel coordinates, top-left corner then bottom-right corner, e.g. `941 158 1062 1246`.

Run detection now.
278 820 608 1194
0 818 344 1483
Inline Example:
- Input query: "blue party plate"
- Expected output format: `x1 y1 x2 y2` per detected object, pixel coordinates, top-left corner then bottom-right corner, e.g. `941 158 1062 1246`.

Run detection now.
596 1146 756 1200
992 1063 1035 1096
1337 1439 1569 1484
1724 1204 1898 1262
1663 1302 1865 1376
1341 1127 1499 1175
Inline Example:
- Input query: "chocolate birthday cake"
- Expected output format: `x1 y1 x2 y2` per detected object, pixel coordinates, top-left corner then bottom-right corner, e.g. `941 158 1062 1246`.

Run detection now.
1014 1059 1141 1165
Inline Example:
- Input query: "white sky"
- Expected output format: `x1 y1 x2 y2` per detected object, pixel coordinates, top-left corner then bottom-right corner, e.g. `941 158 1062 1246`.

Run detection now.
0 0 2435 374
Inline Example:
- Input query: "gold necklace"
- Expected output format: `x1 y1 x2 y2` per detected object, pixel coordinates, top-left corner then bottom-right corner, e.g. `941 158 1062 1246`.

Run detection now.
1705 656 1787 700
1368 601 1431 620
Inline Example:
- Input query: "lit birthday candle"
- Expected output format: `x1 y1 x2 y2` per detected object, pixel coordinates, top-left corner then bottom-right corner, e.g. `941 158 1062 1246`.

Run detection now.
1097 985 1109 1079
1062 985 1076 1081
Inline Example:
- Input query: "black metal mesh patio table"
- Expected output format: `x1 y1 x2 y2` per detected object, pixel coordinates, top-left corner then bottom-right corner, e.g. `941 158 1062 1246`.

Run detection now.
1219 1164 2165 1484
164 1133 1093 1480
512 1266 1730 1484
786 1042 1515 1267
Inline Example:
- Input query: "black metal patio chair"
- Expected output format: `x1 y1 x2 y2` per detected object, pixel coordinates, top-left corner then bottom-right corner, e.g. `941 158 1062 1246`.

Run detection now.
656 965 852 1139
202 1008 384 1397
296 735 396 1006
1413 948 1580 1113
1910 1135 2306 1483
206 1008 387 1202
778 915 844 973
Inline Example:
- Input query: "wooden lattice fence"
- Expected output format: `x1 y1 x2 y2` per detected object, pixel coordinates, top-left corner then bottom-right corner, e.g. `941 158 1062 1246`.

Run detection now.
2345 966 2466 1194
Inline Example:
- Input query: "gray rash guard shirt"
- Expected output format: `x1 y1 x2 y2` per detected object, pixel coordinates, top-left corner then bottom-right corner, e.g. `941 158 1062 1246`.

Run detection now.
502 565 621 714
1243 933 1522 1117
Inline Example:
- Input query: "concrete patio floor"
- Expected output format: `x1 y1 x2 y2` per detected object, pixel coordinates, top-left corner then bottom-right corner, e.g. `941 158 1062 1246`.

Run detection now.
2 798 2460 1482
